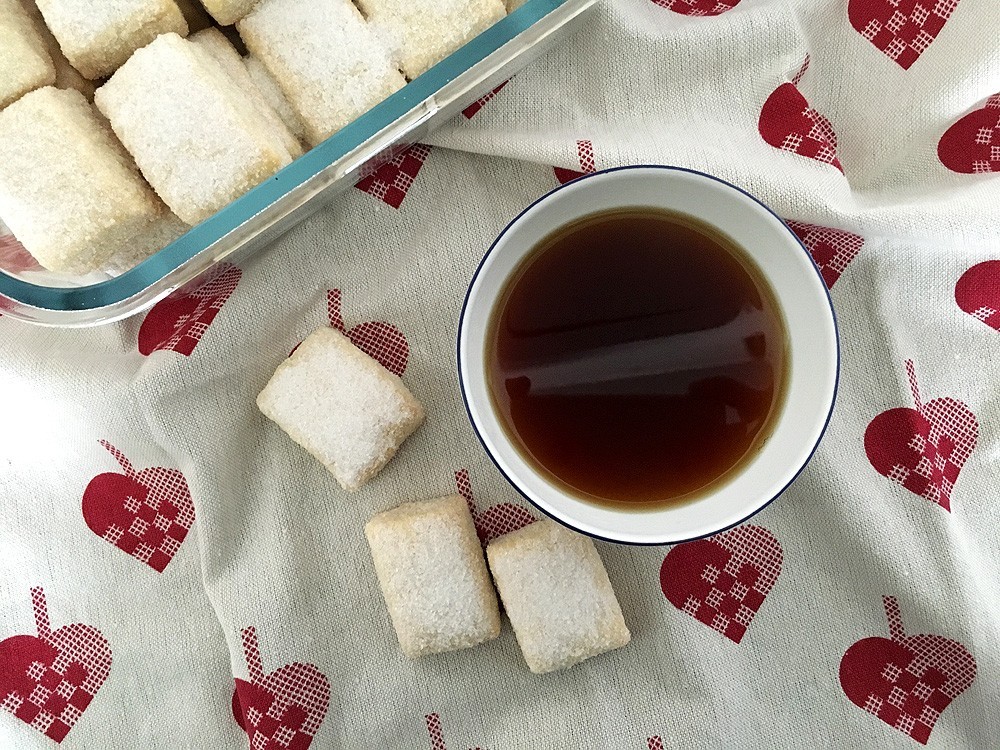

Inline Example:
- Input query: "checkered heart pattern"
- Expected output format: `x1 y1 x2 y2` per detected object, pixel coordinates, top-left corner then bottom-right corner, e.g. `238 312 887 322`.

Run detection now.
355 144 433 209
326 289 410 377
0 589 112 744
840 597 977 744
455 469 536 544
82 441 195 573
848 0 961 70
425 713 485 750
138 263 242 357
650 0 741 15
4 0 1000 746
759 84 842 170
463 82 509 119
785 220 866 288
864 361 979 511
660 525 783 644
938 93 1000 174
553 140 596 184
233 627 330 750
955 260 1000 330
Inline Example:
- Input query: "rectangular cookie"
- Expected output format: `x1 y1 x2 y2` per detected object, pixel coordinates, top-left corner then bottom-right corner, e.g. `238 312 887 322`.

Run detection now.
190 28 302 159
237 0 405 147
0 87 163 273
257 327 424 491
244 55 306 146
106 211 189 274
199 0 259 25
366 495 501 658
95 33 293 225
0 0 56 109
18 0 94 101
34 0 188 80
487 519 631 673
355 0 505 79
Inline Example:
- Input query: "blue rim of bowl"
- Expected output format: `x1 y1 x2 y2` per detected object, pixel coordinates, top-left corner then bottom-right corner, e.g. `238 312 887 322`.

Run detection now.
456 164 841 547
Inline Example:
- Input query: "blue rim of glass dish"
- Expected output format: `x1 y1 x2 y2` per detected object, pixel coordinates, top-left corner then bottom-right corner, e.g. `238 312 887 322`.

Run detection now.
0 0 565 312
456 165 841 546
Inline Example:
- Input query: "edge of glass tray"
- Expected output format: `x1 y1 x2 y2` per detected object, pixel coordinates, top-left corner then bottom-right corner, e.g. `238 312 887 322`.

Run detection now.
0 0 594 325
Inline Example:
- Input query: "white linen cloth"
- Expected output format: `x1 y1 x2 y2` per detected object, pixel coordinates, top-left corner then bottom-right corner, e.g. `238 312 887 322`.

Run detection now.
1 0 999 747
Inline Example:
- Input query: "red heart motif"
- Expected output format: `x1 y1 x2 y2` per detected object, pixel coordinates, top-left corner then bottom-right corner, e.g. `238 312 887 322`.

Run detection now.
759 83 842 171
425 712 486 750
649 0 740 15
660 524 782 644
840 596 976 745
138 263 242 356
647 738 665 750
785 220 865 288
553 140 596 184
864 361 978 511
82 440 195 572
463 81 509 119
355 144 432 209
938 93 1000 174
231 627 330 750
455 469 536 545
955 260 1000 330
0 588 112 744
848 0 961 70
324 289 410 376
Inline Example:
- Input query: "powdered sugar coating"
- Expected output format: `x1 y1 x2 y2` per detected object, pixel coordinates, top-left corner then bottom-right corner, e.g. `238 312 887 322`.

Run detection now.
238 0 405 147
35 0 188 79
365 495 501 658
487 520 630 673
0 87 163 273
199 0 258 25
106 210 189 274
244 55 307 146
190 28 302 159
95 33 292 225
357 0 505 79
257 327 424 491
0 0 55 109
18 0 94 100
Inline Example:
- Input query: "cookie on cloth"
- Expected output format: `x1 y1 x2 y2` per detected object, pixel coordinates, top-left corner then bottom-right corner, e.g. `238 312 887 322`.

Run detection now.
365 495 501 658
257 327 424 491
487 519 630 673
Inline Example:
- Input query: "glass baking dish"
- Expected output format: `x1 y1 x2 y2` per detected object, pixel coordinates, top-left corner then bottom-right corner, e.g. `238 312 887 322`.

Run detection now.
0 0 595 327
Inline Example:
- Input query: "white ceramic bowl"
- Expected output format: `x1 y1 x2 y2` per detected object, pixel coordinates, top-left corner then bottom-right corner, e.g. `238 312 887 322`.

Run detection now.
458 166 839 545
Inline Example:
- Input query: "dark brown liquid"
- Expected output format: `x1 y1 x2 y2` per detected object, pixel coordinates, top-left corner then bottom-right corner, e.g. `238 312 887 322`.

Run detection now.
487 208 787 509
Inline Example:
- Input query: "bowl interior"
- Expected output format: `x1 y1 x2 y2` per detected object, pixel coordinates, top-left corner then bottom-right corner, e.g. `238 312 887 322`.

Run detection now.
459 166 838 545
